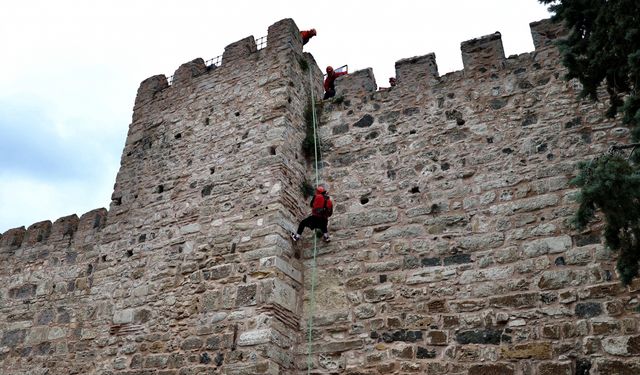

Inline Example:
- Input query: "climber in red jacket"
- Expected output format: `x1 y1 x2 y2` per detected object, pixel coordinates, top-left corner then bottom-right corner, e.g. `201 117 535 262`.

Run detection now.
300 29 316 45
323 66 348 100
292 185 334 242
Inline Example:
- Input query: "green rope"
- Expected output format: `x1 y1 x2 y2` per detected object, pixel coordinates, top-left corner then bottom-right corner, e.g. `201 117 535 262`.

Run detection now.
306 68 321 374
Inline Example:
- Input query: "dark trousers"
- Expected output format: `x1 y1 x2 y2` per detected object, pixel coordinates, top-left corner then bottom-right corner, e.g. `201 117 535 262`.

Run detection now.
297 215 328 235
323 88 336 100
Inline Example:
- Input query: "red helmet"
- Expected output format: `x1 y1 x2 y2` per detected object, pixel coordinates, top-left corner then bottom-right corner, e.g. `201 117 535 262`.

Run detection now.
326 66 333 74
316 186 326 194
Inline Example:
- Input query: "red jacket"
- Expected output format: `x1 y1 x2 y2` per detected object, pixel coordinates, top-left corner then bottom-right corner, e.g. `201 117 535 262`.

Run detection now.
324 71 348 92
301 30 315 45
310 193 333 218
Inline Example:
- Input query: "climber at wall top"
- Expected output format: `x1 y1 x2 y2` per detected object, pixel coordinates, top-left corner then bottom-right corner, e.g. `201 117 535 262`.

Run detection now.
323 66 348 100
300 29 316 45
291 185 334 243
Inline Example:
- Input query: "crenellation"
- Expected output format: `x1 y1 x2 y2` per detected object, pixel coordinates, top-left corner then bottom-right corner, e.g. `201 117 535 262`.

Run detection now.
49 214 80 242
171 57 208 87
3 17 640 375
222 35 258 65
335 68 377 98
530 18 567 51
460 31 505 73
23 220 52 247
267 18 303 54
133 74 169 110
395 53 439 88
0 226 26 250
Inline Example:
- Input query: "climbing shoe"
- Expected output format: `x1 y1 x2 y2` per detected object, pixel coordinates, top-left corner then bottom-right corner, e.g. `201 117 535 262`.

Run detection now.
291 232 301 242
323 234 331 242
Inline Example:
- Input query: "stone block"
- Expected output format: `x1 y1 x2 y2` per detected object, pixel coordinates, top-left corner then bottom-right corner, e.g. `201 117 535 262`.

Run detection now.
522 235 571 257
489 292 539 309
456 329 503 345
312 339 364 354
258 279 297 313
500 342 552 359
113 309 134 324
537 362 572 375
259 256 302 283
594 359 640 375
468 363 514 375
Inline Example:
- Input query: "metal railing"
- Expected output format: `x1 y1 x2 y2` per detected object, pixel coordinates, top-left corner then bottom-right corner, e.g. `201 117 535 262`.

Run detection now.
323 64 348 77
205 55 222 68
166 35 267 86
256 35 267 50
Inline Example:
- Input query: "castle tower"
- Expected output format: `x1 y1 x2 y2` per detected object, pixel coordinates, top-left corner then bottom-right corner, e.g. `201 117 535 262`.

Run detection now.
2 17 640 375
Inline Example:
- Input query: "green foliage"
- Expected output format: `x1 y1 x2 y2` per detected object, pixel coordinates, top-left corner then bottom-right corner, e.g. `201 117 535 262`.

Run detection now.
299 58 309 72
301 100 322 160
542 0 640 284
300 179 314 199
541 0 640 141
571 154 640 285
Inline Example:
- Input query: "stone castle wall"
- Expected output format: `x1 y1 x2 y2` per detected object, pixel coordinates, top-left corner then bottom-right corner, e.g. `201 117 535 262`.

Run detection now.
1 18 639 375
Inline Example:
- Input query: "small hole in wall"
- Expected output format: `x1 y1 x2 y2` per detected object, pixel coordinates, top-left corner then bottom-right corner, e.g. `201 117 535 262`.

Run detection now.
87 264 93 275
235 112 240 117
409 129 416 134
175 133 182 139
269 146 277 155
157 185 164 193
410 186 420 194
205 118 210 126
360 196 369 205
210 167 215 174
287 97 292 103
101 255 107 262
112 197 122 206
126 250 134 257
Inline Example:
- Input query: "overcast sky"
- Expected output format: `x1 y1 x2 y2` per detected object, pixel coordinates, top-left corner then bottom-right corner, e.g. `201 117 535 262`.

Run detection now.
0 0 552 233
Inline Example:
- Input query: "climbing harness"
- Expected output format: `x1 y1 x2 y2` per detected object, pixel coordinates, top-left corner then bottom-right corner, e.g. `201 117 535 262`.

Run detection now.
306 69 322 374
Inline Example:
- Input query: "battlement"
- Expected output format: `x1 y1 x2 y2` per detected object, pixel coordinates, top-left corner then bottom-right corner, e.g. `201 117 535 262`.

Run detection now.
4 16 639 375
134 18 303 110
0 208 107 253
333 18 563 98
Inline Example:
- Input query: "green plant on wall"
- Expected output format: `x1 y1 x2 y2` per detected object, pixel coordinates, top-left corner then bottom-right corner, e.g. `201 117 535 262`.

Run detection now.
300 178 315 199
301 99 322 161
571 150 640 285
541 0 640 284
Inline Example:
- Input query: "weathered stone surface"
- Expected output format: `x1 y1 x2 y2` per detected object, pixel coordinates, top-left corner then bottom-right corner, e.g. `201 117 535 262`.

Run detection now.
456 329 503 345
468 363 514 375
538 362 572 375
1 16 639 375
500 342 552 359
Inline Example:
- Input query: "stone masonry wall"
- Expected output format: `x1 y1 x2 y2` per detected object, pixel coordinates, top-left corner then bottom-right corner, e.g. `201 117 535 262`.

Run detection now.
299 19 640 374
1 17 639 375
0 19 324 375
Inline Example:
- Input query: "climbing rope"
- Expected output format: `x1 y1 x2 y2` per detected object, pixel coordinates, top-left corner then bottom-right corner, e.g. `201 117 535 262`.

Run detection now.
306 68 322 374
